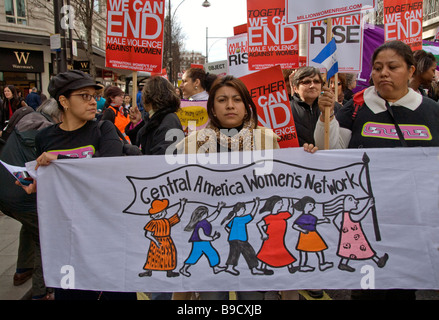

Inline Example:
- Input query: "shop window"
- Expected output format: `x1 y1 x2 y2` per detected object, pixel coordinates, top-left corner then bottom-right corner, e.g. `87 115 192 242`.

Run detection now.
5 0 27 25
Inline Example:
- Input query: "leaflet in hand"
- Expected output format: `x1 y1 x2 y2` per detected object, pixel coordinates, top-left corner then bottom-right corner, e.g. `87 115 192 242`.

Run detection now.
0 160 34 186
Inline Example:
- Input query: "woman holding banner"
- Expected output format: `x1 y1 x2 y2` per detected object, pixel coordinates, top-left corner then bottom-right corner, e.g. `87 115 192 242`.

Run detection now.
17 70 137 300
136 76 183 155
177 75 281 154
314 40 439 299
315 40 439 150
180 68 216 100
174 76 316 300
290 66 341 147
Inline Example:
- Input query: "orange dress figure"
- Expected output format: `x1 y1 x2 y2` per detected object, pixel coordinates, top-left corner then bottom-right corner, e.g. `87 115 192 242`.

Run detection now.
139 198 187 278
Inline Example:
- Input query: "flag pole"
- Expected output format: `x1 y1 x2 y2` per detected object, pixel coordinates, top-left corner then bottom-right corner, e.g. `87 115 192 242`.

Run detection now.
324 18 333 150
132 71 138 111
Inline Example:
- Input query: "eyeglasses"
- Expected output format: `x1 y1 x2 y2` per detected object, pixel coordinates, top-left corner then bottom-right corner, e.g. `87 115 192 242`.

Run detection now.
299 79 322 86
70 93 97 102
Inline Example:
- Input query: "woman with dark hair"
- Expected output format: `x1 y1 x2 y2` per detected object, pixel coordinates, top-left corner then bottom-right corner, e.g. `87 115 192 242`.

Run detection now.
101 86 130 136
315 40 439 150
136 76 183 155
179 202 226 277
1 85 27 133
178 75 281 153
180 68 217 100
314 40 439 300
409 49 437 97
17 70 135 300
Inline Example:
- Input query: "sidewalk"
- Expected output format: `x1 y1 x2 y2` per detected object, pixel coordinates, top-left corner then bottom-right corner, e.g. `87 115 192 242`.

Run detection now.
0 212 32 300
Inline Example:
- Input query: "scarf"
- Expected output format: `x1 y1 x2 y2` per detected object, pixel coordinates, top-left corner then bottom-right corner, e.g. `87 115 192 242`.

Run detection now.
196 118 256 153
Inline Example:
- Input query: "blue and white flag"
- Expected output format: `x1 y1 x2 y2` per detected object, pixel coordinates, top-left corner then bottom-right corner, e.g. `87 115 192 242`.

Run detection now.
312 38 338 80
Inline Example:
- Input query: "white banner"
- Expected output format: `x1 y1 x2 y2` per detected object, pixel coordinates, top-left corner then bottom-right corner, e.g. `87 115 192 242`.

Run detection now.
307 14 364 73
286 0 375 25
32 147 439 292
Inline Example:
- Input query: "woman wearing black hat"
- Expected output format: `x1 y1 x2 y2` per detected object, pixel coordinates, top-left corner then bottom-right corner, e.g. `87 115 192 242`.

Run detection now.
29 71 123 171
18 70 135 300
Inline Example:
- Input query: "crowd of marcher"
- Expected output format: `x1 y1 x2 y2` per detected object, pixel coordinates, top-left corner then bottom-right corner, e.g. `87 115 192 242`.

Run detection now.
0 40 438 300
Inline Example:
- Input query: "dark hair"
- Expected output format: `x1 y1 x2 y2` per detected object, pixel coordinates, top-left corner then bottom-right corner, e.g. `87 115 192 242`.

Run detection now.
291 66 324 87
207 75 258 129
372 40 415 70
3 85 23 112
259 196 282 213
184 206 209 231
292 196 316 212
54 89 72 111
221 202 246 225
143 76 180 111
104 86 124 106
413 50 437 75
141 76 181 134
185 68 217 91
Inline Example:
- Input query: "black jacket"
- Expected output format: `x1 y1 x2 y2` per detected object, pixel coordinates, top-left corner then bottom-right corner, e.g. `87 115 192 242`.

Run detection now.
137 112 183 155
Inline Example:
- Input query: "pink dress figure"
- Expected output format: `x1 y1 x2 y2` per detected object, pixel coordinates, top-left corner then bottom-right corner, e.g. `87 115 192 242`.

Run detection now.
336 195 388 272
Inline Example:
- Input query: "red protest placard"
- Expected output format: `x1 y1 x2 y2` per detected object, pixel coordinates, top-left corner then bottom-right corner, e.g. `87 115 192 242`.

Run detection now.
240 66 299 149
105 0 165 73
383 0 423 50
246 0 299 71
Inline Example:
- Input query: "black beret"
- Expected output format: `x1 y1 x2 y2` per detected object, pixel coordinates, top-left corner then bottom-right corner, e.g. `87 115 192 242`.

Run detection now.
48 70 101 100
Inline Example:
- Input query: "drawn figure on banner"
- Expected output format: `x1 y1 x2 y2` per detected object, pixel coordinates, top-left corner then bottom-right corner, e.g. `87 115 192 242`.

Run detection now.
221 198 266 276
325 195 389 272
292 196 333 272
256 196 299 275
139 198 187 278
179 201 227 277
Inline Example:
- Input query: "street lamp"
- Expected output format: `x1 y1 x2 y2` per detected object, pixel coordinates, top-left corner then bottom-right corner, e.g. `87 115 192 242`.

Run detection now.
167 0 211 83
205 27 227 63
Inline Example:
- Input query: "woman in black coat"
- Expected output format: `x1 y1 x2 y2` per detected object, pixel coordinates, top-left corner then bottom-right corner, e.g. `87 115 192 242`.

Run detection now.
136 76 184 155
1 85 27 133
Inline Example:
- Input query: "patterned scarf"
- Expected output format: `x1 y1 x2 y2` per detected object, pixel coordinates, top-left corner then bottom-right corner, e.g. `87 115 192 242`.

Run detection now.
196 119 256 153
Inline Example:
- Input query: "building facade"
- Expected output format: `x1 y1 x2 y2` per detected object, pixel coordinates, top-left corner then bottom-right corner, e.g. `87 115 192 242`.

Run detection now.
0 0 130 98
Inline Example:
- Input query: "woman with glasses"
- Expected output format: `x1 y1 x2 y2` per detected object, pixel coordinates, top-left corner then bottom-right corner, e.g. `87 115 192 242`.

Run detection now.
329 73 347 105
315 40 439 150
290 66 341 147
32 71 123 169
